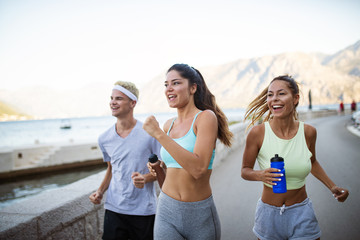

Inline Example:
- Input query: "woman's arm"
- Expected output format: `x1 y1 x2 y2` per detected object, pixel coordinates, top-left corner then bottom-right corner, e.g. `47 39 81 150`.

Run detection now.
241 124 281 185
305 124 349 202
143 110 217 180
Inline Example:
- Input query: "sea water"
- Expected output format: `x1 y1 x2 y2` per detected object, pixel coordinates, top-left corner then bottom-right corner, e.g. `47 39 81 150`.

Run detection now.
0 104 344 148
0 109 246 209
0 165 106 209
0 105 339 208
0 110 246 149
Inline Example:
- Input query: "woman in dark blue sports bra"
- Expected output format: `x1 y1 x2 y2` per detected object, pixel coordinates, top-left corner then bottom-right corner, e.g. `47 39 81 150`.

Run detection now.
143 63 233 240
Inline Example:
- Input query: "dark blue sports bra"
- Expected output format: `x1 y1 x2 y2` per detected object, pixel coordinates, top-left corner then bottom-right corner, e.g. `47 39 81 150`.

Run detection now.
160 111 215 169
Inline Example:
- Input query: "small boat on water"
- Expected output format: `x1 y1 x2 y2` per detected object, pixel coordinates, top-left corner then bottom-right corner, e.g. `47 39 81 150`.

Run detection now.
60 119 72 129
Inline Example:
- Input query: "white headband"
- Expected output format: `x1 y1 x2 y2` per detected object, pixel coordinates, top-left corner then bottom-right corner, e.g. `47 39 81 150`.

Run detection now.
113 85 138 101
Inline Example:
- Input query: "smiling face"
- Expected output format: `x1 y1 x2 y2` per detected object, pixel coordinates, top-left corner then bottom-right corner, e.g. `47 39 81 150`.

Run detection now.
164 70 197 109
110 89 135 118
267 80 299 118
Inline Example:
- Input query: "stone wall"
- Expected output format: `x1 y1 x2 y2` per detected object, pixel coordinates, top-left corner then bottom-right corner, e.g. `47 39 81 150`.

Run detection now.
0 110 339 239
0 142 103 179
0 171 106 240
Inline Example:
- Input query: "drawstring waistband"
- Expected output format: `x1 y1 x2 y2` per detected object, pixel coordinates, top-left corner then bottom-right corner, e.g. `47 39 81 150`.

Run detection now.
280 204 285 215
258 198 310 216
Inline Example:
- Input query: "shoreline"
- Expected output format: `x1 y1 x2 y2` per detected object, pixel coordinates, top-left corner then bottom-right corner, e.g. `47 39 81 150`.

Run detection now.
0 110 354 239
0 109 347 180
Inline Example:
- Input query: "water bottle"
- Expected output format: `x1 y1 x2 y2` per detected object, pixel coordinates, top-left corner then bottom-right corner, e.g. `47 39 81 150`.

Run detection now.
270 154 287 193
148 154 165 188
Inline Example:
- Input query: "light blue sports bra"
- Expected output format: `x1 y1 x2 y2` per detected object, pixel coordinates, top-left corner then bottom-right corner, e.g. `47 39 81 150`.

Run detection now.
160 111 215 169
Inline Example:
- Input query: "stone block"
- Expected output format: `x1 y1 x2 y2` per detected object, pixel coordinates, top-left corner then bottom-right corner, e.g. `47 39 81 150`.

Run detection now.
0 151 13 172
97 208 105 235
50 219 85 240
0 212 38 239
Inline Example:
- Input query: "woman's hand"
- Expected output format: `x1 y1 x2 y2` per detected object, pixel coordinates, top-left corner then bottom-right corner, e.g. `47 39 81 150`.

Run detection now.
143 115 162 138
147 162 157 176
132 172 145 189
259 168 283 186
331 186 349 202
147 161 166 177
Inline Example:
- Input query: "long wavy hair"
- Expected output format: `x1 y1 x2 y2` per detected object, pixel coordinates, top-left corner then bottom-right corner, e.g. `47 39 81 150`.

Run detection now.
167 63 233 147
244 75 300 129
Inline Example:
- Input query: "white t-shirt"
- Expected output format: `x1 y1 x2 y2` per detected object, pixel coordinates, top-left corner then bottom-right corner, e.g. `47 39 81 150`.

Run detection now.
98 120 161 215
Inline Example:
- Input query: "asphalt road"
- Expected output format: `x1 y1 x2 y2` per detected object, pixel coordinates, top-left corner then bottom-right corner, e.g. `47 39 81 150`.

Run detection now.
211 114 360 240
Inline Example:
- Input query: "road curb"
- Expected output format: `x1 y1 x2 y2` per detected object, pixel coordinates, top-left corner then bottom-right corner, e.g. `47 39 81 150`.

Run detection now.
347 125 360 138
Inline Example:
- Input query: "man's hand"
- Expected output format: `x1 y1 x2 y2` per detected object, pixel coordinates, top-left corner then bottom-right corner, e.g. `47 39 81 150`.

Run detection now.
132 172 145 189
89 190 103 204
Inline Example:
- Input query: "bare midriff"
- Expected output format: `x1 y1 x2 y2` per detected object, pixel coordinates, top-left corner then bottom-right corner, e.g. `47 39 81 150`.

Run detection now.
261 185 308 206
162 168 212 202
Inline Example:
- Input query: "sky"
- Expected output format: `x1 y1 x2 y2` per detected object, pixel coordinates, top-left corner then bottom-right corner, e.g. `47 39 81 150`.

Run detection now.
0 0 359 91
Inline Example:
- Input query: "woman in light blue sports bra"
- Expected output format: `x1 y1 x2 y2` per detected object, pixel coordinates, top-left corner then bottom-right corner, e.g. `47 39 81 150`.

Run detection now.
241 75 349 240
143 63 233 240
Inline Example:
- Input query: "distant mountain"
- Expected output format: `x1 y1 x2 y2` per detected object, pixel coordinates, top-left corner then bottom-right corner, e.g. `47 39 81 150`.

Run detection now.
0 101 31 121
0 101 20 115
0 84 111 119
136 40 360 113
0 40 359 120
322 40 360 76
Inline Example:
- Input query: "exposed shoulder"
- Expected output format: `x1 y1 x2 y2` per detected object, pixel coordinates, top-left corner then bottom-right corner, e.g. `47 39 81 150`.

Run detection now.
244 123 265 149
163 118 175 133
304 123 317 139
247 123 265 139
196 110 217 127
198 109 217 120
194 110 217 138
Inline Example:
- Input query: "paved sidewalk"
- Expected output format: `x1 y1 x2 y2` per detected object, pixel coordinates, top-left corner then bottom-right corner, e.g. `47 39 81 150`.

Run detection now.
212 115 360 240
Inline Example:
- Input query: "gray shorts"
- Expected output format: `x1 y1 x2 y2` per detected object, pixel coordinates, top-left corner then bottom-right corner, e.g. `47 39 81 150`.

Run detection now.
253 198 321 240
154 191 221 240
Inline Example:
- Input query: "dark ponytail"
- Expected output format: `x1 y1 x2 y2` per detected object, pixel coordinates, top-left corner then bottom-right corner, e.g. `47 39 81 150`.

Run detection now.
167 64 233 147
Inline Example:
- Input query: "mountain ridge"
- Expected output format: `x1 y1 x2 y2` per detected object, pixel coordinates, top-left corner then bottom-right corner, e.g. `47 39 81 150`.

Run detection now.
1 40 359 120
136 42 360 113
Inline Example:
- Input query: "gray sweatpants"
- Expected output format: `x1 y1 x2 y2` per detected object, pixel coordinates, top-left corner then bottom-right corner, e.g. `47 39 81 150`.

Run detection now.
253 198 321 240
154 192 221 240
